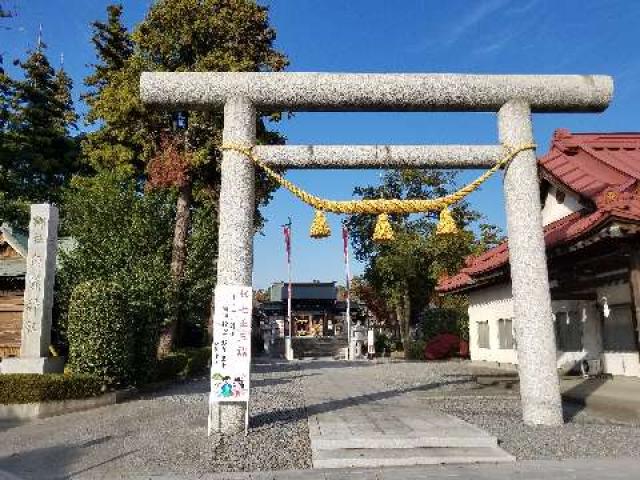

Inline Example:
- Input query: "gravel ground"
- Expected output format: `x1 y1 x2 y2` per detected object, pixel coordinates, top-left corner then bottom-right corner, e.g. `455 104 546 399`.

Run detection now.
1 358 639 479
210 360 311 472
0 358 310 479
314 359 640 461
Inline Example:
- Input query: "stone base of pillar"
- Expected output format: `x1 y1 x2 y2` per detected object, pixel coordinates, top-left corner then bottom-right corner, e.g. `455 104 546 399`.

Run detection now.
285 338 294 360
0 357 65 374
208 402 247 435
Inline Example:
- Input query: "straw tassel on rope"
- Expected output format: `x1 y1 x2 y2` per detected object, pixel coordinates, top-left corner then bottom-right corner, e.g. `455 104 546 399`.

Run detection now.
436 207 458 235
309 210 331 238
372 213 394 242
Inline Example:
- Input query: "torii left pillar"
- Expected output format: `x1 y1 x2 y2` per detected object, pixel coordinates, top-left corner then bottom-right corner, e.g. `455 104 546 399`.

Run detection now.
208 97 256 434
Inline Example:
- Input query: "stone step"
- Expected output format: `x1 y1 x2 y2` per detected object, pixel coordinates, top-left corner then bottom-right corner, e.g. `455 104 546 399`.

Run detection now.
312 446 515 469
311 432 498 450
293 338 348 358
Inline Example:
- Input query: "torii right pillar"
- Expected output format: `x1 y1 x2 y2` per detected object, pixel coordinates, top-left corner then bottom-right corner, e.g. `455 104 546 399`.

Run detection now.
499 100 563 425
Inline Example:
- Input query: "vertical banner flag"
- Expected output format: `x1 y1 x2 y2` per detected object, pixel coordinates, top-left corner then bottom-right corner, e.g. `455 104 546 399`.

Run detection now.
284 223 293 338
342 224 350 295
343 223 352 356
284 223 291 266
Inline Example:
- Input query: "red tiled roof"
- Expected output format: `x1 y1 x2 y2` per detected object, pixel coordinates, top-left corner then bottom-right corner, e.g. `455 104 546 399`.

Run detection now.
540 129 640 200
437 130 640 294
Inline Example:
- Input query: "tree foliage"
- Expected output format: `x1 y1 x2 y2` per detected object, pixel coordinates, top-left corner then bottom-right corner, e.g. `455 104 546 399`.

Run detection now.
56 172 174 370
347 169 502 349
0 38 80 226
81 0 289 355
83 0 288 202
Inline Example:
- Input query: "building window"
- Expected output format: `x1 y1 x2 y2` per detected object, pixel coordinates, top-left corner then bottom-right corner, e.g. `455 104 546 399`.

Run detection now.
556 190 566 204
477 321 490 349
498 318 514 349
555 311 582 351
603 305 637 352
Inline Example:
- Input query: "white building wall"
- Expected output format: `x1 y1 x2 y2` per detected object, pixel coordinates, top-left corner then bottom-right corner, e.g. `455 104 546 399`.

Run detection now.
541 185 583 226
468 283 517 364
468 280 639 376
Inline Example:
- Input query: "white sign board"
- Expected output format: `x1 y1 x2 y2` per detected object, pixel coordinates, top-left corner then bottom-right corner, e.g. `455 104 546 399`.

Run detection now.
368 329 375 355
210 285 252 403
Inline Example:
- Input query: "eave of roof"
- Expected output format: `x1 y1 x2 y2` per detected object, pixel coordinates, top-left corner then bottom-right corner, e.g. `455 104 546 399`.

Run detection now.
437 129 640 295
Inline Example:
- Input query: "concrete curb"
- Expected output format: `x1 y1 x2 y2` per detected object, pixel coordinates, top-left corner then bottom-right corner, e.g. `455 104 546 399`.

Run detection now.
0 375 205 422
0 392 117 420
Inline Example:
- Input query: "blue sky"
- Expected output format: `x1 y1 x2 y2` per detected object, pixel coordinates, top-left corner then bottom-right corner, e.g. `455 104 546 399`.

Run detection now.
1 1 639 288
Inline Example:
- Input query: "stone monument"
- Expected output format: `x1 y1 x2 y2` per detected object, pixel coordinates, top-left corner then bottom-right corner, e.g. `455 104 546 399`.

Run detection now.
351 321 366 359
1 204 64 374
141 72 613 430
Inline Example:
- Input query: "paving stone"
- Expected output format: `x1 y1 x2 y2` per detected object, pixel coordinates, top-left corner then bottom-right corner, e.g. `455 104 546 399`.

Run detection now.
300 360 513 469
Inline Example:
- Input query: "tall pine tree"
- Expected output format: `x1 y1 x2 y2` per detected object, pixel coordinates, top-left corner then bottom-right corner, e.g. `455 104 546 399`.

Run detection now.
1 34 79 224
82 4 154 175
84 4 133 102
0 2 14 218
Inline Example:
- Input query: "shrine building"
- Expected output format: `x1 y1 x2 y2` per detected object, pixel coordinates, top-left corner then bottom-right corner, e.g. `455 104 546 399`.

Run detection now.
437 130 640 377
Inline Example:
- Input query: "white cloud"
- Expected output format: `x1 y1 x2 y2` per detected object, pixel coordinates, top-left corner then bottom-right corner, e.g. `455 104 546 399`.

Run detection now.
442 0 511 47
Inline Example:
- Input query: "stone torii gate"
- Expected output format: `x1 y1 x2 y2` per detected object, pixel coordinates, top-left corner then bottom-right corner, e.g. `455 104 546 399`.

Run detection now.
140 72 613 434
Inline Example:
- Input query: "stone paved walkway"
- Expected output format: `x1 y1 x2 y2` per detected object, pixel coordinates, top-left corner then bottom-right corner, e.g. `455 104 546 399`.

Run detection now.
298 360 513 468
160 459 640 479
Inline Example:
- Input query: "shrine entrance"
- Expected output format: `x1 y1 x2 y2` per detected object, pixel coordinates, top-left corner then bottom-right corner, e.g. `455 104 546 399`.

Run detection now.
141 72 613 434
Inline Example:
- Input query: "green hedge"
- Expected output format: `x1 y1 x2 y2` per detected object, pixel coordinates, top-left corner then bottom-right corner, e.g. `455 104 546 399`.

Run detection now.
154 347 211 383
405 340 426 360
0 373 104 404
67 280 135 386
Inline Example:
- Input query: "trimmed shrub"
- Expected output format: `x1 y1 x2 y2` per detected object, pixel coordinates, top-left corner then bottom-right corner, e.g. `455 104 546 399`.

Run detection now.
0 373 104 404
154 347 211 382
55 172 173 362
374 332 392 356
405 340 426 360
67 280 134 386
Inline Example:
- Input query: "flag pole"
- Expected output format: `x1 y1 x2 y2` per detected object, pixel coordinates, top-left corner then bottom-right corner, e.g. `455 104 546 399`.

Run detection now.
342 221 352 360
282 218 293 360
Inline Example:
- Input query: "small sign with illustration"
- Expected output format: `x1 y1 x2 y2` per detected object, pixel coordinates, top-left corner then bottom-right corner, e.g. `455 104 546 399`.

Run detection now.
210 285 252 403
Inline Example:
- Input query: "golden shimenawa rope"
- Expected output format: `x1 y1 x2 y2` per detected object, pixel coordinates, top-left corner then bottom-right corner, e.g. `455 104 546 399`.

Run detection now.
220 143 536 215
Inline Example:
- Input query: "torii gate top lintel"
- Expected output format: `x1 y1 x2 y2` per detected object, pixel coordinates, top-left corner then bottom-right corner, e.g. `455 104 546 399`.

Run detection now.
140 72 613 113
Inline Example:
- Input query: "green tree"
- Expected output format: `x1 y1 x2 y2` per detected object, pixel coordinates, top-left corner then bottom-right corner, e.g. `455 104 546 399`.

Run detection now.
0 2 13 217
0 1 13 19
53 66 78 131
83 0 289 356
57 172 175 383
347 169 498 350
84 4 133 102
82 4 145 174
1 37 79 225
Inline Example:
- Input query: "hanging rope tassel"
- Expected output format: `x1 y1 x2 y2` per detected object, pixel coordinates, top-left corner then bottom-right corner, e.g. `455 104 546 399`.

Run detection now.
372 213 394 242
310 210 331 238
436 207 458 235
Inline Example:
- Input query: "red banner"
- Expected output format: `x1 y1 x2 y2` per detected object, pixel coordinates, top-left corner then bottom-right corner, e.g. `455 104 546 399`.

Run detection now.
342 224 350 295
283 225 291 264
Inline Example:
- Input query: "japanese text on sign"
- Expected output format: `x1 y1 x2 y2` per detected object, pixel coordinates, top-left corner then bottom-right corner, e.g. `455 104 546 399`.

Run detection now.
210 285 252 403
